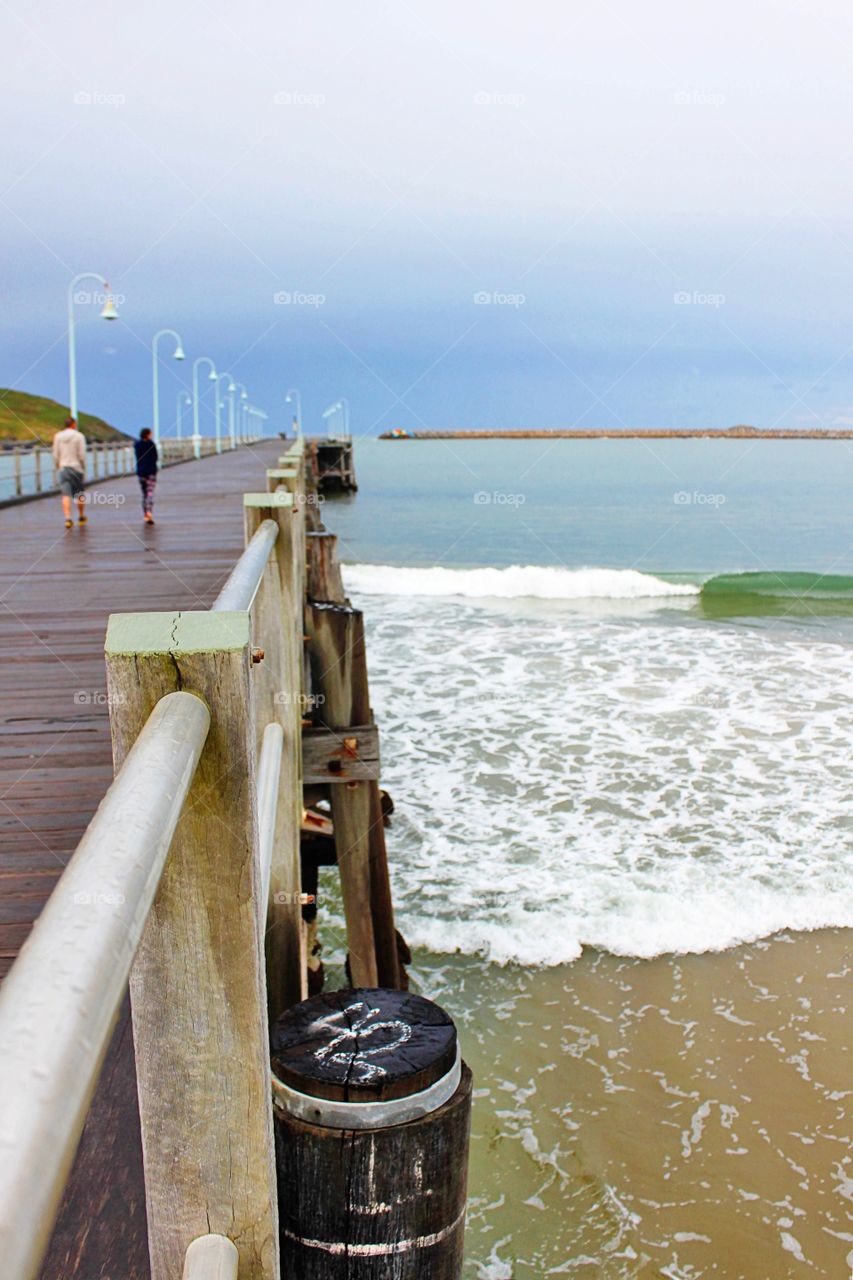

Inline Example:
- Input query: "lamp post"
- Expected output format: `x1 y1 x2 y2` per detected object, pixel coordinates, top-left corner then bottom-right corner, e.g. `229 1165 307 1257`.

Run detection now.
227 381 244 448
235 385 248 444
215 371 236 454
67 272 119 421
322 398 349 440
192 356 217 460
151 328 185 445
285 388 302 439
248 408 268 439
175 391 192 439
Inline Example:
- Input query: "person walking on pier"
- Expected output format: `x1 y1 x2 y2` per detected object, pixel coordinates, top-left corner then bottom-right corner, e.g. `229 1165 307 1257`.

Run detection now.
52 416 87 529
134 428 159 524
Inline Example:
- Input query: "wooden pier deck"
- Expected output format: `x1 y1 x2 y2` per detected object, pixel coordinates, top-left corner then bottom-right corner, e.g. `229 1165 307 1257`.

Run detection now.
0 440 285 1279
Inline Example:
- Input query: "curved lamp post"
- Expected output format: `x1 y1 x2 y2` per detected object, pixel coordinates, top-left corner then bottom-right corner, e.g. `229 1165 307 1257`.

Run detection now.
285 388 302 439
248 408 268 440
215 371 236 454
67 272 119 420
151 328 185 444
175 391 192 439
235 384 249 444
322 398 349 440
192 356 217 459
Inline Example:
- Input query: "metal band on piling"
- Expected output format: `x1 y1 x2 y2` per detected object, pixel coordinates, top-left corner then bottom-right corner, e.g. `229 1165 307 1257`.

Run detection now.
272 1046 462 1130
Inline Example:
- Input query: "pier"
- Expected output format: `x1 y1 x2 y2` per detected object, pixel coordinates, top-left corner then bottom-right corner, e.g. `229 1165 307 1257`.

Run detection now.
0 436 468 1279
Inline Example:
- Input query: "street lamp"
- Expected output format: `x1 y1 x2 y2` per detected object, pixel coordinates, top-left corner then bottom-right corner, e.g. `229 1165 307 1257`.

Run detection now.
231 383 248 447
215 371 236 454
175 391 192 439
67 272 119 421
192 356 217 460
285 388 302 439
151 328 185 444
322 398 349 440
248 408 268 439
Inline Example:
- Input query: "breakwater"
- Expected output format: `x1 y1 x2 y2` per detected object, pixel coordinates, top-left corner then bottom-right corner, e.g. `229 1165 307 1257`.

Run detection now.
379 425 853 440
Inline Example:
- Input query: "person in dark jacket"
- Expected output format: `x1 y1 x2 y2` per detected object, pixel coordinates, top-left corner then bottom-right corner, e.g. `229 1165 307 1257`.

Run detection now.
134 428 159 524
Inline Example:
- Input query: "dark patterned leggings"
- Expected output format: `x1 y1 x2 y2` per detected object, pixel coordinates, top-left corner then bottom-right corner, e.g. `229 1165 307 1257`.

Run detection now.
138 474 156 515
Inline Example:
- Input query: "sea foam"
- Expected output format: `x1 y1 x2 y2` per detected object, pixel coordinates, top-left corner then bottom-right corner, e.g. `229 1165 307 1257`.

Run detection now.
350 589 853 966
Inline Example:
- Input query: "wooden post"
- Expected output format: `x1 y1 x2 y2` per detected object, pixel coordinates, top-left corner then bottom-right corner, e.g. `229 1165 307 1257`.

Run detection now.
308 604 399 988
244 492 305 1019
271 989 472 1278
14 451 22 496
308 605 377 986
34 447 42 492
266 467 299 495
306 532 346 604
105 610 280 1280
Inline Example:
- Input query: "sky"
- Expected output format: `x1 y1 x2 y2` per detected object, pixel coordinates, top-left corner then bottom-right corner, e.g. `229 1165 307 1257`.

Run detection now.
2 0 853 438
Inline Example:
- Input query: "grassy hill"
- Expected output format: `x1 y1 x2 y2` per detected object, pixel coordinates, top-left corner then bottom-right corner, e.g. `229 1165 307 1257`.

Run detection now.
0 389 130 444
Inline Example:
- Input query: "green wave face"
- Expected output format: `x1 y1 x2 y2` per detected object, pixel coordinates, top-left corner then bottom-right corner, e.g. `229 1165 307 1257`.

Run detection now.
702 571 853 599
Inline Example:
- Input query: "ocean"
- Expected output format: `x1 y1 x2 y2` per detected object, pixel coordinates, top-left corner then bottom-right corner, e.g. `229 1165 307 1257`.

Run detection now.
320 439 852 1278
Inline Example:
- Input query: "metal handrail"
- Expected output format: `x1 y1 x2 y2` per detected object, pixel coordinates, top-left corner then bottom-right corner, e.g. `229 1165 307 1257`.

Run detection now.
211 518 279 612
257 722 284 910
0 691 211 1280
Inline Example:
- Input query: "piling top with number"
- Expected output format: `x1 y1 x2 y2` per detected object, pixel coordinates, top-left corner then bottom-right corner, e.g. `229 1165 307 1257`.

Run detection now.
271 988 459 1119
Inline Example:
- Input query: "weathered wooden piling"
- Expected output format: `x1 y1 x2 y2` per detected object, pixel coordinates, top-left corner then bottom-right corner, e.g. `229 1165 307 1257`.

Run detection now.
271 988 471 1278
306 530 347 603
308 603 400 989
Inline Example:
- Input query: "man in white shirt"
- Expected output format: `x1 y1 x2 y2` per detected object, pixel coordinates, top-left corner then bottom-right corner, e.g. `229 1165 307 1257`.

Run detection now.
52 417 87 528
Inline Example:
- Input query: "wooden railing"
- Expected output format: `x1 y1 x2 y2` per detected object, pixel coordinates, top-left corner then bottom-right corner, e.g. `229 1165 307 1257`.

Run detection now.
0 437 379 1280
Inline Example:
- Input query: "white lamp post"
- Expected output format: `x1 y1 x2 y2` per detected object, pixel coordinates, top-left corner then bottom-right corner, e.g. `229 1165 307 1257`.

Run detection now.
215 371 236 454
285 388 302 439
322 399 349 440
67 272 118 421
248 408 268 439
151 329 185 445
230 383 247 449
175 391 191 439
192 356 217 459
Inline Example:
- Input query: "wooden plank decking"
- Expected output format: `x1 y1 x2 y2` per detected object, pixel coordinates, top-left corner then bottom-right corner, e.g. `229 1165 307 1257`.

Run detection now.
0 440 286 1279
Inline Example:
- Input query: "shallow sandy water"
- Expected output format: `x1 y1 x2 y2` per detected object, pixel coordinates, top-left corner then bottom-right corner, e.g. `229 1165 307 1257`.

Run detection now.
406 928 852 1278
